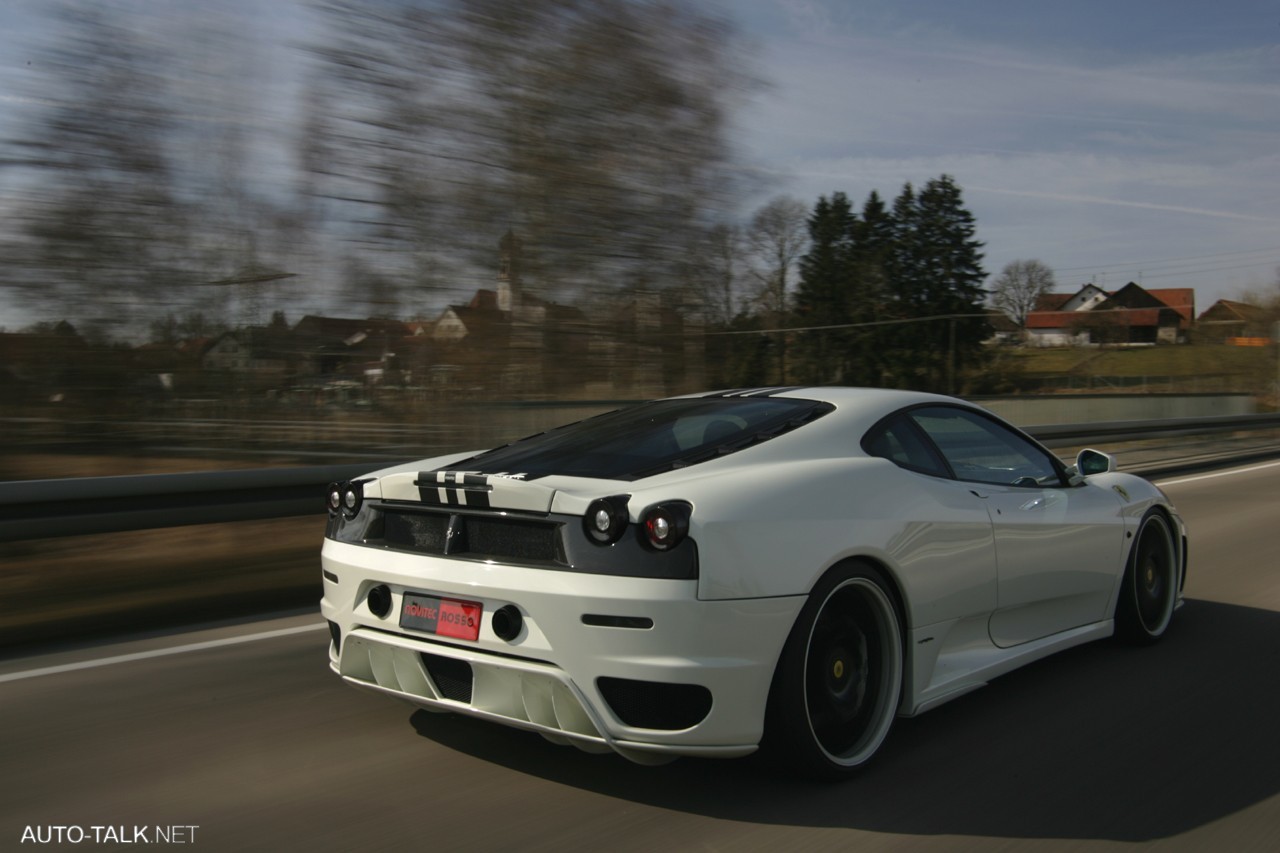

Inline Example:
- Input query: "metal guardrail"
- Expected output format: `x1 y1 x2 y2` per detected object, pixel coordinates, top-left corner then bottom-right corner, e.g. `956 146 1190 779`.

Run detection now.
0 463 375 543
1025 412 1280 446
1 413 1278 544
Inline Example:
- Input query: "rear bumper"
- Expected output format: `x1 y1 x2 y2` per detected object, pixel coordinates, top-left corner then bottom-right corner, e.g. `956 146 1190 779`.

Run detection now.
320 539 803 761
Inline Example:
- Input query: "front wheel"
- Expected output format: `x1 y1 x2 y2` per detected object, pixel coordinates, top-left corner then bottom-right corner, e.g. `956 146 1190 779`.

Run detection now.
1115 509 1178 643
765 563 903 779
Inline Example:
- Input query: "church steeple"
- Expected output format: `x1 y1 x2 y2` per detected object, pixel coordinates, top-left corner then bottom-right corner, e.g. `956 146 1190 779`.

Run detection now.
497 230 521 313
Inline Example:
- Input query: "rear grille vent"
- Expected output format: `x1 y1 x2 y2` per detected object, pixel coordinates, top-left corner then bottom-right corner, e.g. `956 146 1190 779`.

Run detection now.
454 515 558 562
597 677 712 731
420 653 473 703
377 508 562 566
383 511 449 552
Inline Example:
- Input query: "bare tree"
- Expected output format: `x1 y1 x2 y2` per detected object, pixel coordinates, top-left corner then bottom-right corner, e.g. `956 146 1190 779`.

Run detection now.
689 223 744 327
301 0 751 307
5 3 301 336
1237 268 1280 314
992 259 1056 329
6 3 185 335
747 196 809 380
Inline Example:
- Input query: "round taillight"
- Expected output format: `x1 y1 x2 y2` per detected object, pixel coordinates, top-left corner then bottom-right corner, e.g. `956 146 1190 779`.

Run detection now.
640 502 691 551
339 481 363 518
584 495 630 545
326 483 342 515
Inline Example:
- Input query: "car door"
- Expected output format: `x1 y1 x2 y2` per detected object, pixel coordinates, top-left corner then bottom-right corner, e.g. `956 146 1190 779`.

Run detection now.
907 406 1126 647
860 412 999 628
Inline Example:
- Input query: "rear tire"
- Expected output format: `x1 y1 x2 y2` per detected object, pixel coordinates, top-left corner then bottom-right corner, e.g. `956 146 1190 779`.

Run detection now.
765 562 903 779
1115 509 1177 643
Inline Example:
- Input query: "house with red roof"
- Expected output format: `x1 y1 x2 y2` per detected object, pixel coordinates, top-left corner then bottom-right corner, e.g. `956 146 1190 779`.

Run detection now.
1196 299 1272 343
1024 283 1194 347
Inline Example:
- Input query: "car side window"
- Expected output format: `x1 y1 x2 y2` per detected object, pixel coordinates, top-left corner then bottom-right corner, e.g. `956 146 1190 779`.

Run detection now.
908 406 1063 487
862 414 949 478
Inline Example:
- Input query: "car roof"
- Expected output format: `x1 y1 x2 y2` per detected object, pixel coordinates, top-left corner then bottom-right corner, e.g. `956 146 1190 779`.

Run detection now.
672 387 992 451
689 386 968 415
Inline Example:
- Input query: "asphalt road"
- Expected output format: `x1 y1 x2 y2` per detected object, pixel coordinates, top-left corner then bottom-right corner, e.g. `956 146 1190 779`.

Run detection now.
2 461 1278 851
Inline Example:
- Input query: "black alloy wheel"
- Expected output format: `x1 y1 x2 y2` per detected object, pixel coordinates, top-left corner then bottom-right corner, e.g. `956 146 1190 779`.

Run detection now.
1117 510 1178 643
766 563 903 778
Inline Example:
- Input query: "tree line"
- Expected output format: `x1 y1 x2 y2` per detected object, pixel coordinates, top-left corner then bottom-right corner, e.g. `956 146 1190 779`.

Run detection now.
3 0 1001 397
2 0 747 342
704 177 990 394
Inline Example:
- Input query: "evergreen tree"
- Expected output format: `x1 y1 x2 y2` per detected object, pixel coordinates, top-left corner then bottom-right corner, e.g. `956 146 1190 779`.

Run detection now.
880 176 987 392
843 190 894 385
914 175 988 391
875 182 923 386
794 193 855 383
767 177 986 392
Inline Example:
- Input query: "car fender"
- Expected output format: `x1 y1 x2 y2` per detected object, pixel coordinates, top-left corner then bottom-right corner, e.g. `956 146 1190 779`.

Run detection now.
1085 470 1186 610
664 459 998 632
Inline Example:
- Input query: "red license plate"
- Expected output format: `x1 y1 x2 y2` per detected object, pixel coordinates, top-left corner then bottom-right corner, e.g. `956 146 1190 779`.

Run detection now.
399 592 482 641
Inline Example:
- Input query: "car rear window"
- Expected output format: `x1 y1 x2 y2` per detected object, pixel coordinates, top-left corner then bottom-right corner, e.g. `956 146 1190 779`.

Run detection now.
444 397 833 481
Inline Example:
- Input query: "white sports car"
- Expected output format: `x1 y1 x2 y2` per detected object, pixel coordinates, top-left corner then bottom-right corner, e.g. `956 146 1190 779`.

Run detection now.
320 387 1186 777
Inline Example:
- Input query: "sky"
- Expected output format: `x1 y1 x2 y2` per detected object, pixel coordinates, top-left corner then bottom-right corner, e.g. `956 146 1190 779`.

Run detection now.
726 0 1280 308
1 0 1278 329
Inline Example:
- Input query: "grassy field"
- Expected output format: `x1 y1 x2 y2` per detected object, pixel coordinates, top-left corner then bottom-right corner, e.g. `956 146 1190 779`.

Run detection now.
1008 342 1275 379
0 453 326 650
0 509 324 650
984 343 1277 405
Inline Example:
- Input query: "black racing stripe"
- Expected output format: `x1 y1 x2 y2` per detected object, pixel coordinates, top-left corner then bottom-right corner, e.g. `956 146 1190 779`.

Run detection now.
413 471 493 508
415 471 441 505
706 384 803 399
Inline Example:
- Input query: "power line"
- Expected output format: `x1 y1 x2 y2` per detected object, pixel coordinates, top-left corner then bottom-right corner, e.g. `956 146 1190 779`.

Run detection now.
1112 260 1280 282
1053 246 1280 272
1049 245 1280 285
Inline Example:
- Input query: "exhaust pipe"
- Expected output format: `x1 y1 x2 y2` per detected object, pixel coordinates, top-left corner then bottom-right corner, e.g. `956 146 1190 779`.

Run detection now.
367 584 392 618
492 605 523 642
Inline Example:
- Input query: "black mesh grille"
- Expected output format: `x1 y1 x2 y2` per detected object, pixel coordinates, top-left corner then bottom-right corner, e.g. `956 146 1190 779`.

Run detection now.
420 653 473 703
597 677 712 730
376 508 561 565
383 511 449 552
455 516 558 562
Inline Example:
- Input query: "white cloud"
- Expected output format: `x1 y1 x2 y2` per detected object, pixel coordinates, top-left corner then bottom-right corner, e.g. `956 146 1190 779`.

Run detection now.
735 2 1280 303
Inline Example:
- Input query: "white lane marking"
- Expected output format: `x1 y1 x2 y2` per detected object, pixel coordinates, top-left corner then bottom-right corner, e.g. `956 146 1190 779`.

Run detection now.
0 623 326 684
1158 458 1280 488
7 458 1276 682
